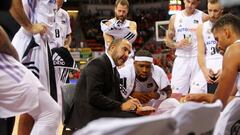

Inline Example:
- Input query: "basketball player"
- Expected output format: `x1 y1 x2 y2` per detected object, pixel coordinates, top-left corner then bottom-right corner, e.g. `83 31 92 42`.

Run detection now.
0 1 61 134
0 26 61 135
191 0 223 93
50 0 72 50
165 0 209 95
50 0 72 106
12 0 57 94
11 0 58 134
118 50 172 104
0 0 49 134
100 0 137 65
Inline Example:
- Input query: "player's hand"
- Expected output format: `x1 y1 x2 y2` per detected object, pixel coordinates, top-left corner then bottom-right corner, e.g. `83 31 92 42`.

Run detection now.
202 68 215 83
27 23 47 35
161 86 172 98
214 69 222 83
64 45 71 51
176 38 191 48
104 20 112 26
121 98 142 112
148 91 160 99
131 91 152 104
184 93 214 103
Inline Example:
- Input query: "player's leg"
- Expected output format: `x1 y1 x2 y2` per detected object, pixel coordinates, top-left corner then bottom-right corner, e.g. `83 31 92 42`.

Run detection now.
189 56 207 93
190 70 207 93
171 56 191 95
18 114 34 135
28 90 61 135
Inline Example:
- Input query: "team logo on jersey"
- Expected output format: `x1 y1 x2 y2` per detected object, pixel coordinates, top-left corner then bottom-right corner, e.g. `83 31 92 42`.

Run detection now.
193 20 199 23
231 120 240 135
124 32 135 41
179 19 182 23
52 52 65 66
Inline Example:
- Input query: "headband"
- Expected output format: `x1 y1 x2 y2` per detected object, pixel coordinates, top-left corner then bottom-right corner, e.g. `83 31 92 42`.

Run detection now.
134 56 153 63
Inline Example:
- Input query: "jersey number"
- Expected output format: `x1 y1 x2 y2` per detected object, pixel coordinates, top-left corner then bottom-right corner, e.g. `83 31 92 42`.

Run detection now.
210 47 220 55
55 29 60 38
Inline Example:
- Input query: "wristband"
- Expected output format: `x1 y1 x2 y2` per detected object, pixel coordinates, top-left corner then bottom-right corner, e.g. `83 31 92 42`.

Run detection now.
157 91 167 100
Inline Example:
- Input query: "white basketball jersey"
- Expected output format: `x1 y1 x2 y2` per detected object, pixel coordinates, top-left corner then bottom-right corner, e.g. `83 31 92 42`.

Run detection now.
50 8 72 49
104 18 135 56
174 10 203 57
21 0 56 39
107 18 133 42
202 21 222 59
34 0 56 26
134 76 158 92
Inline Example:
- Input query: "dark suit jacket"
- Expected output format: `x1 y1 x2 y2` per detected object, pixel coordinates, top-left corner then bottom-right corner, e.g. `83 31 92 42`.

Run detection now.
67 54 138 129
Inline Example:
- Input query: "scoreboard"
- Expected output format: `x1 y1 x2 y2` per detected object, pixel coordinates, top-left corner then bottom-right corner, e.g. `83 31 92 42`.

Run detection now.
168 0 182 15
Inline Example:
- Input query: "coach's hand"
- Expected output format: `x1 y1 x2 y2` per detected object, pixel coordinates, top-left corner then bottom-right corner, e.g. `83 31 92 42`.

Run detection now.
136 106 155 115
121 98 141 112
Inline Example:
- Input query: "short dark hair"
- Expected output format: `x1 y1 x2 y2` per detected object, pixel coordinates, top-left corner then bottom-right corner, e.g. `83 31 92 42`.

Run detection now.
108 39 122 51
135 50 152 58
212 14 240 35
115 0 129 9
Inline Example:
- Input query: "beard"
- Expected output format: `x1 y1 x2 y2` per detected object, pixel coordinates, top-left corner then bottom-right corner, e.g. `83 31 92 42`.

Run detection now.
113 56 127 66
115 14 127 22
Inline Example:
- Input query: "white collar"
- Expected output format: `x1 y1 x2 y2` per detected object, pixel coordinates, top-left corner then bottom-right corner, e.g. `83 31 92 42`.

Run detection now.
106 52 116 68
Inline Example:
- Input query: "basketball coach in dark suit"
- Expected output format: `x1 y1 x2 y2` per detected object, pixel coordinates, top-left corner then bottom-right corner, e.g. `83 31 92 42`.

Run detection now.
67 39 141 130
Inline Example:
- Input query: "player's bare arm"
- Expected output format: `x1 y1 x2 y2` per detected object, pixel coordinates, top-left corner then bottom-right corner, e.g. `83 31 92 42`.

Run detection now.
165 15 176 49
202 12 210 22
214 69 222 83
214 44 240 107
103 33 114 48
10 0 47 34
64 34 72 49
197 24 214 83
102 20 114 47
0 26 19 60
230 83 238 96
129 21 137 34
165 15 190 49
130 91 152 104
